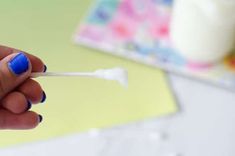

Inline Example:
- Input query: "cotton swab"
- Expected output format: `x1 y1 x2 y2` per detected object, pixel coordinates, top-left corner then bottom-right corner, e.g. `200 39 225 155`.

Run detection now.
30 67 128 87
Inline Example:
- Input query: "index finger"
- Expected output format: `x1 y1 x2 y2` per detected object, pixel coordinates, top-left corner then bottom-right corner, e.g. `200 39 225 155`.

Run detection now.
0 45 46 72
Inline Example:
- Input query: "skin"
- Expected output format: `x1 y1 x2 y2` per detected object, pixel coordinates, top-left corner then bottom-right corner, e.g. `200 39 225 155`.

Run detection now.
0 45 45 130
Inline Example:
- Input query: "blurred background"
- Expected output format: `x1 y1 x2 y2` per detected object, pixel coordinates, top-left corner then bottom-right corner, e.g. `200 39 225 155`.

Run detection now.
0 0 235 156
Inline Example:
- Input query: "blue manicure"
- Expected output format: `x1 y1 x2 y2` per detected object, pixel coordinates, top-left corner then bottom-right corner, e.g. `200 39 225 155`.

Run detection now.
38 115 43 123
26 101 32 110
43 65 47 72
41 91 46 103
8 53 29 75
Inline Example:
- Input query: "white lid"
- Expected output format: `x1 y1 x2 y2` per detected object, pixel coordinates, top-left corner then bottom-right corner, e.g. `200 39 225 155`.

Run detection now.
189 0 235 26
190 0 235 5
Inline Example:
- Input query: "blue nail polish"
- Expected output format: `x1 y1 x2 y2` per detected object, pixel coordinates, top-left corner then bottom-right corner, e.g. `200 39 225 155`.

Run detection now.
26 101 32 110
38 115 43 123
43 65 47 72
8 53 29 75
41 91 46 103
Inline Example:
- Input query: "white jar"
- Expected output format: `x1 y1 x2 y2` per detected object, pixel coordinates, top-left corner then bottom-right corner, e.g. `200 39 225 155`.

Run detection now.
170 0 235 63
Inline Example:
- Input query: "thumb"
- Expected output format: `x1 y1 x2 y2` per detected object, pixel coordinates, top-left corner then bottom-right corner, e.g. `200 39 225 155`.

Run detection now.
0 52 32 99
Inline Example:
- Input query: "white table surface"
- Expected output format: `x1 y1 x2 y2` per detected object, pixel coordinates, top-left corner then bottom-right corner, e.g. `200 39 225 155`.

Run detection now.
1 74 235 156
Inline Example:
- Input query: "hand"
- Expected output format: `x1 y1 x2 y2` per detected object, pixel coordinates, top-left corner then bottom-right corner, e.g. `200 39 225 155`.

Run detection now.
0 45 46 130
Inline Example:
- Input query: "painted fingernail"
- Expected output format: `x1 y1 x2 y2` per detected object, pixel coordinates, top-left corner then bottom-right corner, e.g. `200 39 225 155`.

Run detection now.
43 65 47 72
38 115 43 123
8 52 29 75
26 101 32 110
41 91 46 103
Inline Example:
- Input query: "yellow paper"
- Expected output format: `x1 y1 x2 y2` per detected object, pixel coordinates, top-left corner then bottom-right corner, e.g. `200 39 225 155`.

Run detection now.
0 0 177 147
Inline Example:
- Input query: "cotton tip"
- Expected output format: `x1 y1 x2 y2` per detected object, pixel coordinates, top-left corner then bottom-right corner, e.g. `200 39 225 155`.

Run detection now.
94 67 128 87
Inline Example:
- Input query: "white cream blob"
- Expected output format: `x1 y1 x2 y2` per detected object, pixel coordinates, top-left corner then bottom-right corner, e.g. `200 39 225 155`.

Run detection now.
94 67 129 87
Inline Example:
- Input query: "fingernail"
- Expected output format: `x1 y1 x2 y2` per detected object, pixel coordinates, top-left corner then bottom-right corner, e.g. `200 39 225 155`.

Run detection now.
43 65 47 72
26 101 32 110
41 91 46 103
8 52 29 75
38 115 43 123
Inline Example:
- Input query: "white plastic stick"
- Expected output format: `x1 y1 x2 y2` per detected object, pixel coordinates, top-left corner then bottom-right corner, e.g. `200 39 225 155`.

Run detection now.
30 67 128 87
31 72 95 78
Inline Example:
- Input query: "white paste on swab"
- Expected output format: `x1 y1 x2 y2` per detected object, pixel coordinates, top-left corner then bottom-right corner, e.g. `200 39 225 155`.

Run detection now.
30 67 128 87
93 67 128 87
